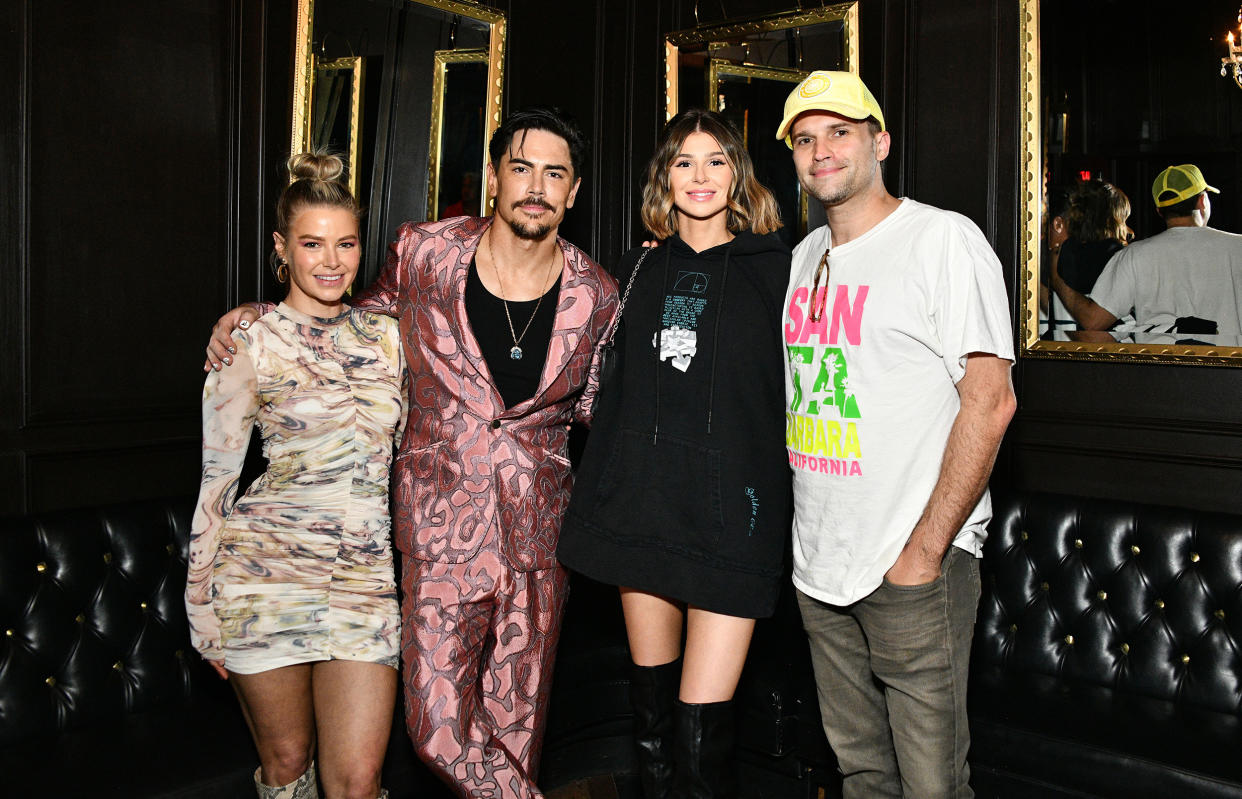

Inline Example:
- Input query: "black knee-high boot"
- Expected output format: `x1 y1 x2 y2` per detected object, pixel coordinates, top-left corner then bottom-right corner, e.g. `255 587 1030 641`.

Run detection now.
630 659 681 799
670 700 736 799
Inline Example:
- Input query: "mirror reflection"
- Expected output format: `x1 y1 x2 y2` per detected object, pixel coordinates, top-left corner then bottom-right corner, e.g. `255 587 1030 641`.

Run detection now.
713 64 809 244
666 3 858 247
293 0 503 281
429 51 488 220
310 56 364 198
1023 0 1242 361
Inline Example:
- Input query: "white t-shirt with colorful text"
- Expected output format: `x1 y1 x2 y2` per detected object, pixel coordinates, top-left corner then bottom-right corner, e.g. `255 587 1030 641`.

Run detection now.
783 199 1014 606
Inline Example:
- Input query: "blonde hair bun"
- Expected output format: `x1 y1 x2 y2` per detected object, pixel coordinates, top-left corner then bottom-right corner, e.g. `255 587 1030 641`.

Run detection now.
288 151 346 184
271 150 362 279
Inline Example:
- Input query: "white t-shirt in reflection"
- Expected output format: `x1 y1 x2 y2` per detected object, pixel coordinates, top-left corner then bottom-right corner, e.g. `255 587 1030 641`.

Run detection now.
1091 225 1242 336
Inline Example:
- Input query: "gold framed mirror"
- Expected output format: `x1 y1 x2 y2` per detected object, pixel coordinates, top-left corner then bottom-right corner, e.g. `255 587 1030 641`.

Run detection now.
290 0 505 236
709 61 810 239
665 4 859 248
428 48 488 220
309 55 364 198
1019 0 1242 365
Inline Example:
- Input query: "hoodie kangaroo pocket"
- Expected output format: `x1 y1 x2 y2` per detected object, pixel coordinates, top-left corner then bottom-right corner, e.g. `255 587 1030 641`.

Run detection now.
592 429 724 553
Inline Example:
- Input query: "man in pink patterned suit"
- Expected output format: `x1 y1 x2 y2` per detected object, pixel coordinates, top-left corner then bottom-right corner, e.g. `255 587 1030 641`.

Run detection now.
207 108 619 797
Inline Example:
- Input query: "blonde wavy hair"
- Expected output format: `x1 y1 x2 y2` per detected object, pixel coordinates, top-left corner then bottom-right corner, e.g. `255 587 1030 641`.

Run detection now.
1067 179 1133 245
641 109 782 240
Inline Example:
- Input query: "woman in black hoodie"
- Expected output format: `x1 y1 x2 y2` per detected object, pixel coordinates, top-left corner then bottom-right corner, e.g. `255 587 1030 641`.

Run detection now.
559 109 791 798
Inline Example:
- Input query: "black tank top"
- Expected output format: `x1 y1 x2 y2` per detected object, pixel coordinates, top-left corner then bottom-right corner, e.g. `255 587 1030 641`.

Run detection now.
465 259 561 409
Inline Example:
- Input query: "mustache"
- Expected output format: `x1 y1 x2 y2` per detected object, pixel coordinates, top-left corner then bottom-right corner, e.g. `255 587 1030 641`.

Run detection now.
513 196 554 211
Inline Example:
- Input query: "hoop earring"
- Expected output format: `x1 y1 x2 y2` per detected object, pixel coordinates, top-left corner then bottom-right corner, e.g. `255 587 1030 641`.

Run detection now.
276 260 289 283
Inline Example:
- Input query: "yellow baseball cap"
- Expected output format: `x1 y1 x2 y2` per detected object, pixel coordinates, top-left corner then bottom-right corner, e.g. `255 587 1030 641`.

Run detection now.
775 70 886 148
1151 164 1219 208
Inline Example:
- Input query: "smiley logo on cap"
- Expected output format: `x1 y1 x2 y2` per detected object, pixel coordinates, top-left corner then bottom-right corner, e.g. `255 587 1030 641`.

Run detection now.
799 75 830 98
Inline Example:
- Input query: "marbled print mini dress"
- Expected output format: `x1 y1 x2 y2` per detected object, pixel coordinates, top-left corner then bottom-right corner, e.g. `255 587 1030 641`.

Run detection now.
186 302 406 674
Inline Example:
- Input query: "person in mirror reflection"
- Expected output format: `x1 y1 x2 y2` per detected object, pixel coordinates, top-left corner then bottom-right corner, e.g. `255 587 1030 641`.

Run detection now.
187 152 405 799
203 108 619 799
776 71 1016 799
557 109 791 799
1038 184 1071 329
1045 179 1133 335
441 170 481 219
1053 164 1242 337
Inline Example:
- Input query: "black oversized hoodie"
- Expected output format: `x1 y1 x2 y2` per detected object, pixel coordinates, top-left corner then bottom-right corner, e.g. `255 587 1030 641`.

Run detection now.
559 230 793 618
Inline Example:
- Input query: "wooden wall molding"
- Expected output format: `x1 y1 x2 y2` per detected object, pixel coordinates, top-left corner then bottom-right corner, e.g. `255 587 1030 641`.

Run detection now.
0 0 287 514
1017 411 1242 439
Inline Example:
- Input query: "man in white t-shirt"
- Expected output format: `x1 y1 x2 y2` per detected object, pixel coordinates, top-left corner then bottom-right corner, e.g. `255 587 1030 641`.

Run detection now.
775 71 1016 798
1053 164 1242 335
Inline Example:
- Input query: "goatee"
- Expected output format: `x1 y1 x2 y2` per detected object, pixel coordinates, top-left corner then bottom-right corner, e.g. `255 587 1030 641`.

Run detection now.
507 217 555 241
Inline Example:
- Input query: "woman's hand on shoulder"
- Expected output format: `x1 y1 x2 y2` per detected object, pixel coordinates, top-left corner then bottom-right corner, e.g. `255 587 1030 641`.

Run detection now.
205 305 261 372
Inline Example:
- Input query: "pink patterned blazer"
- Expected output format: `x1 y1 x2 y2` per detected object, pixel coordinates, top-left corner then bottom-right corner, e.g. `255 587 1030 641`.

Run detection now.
353 216 619 571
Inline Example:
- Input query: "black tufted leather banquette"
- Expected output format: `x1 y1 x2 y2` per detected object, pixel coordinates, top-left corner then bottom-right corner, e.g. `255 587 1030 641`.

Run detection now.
0 497 449 799
6 490 1240 798
0 497 259 797
969 489 1242 798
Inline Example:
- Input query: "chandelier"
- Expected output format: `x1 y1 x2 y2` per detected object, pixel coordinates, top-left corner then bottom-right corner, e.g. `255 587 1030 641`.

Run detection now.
1224 6 1242 89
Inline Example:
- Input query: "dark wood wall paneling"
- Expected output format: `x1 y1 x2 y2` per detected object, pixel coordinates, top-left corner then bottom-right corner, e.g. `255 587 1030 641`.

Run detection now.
0 1 25 509
0 0 292 515
5 0 1239 515
608 0 1242 513
1014 0 1242 513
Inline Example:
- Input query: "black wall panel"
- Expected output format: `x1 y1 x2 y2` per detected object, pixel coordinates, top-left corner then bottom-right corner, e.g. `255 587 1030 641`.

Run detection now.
3 0 1239 516
1 0 291 515
25 3 229 424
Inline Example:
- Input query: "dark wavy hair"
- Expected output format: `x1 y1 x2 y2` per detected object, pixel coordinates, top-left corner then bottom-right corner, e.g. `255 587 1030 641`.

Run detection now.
641 109 782 239
488 106 587 179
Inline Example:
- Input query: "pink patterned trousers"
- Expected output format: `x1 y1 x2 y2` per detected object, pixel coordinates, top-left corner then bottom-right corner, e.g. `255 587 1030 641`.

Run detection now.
400 530 568 798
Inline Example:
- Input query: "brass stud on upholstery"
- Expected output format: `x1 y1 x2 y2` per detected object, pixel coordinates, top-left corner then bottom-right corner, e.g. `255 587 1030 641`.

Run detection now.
36 562 46 573
75 614 85 624
1097 590 1108 600
165 544 173 555
1181 654 1191 664
1131 545 1141 555
4 629 12 637
1121 643 1130 654
1041 581 1050 591
140 602 148 611
1009 623 1018 633
45 676 56 687
112 661 123 671
1155 599 1166 610
1216 609 1226 620
103 553 112 564
1191 552 1201 563
1074 539 1083 549
1065 635 1075 645
1021 531 1029 542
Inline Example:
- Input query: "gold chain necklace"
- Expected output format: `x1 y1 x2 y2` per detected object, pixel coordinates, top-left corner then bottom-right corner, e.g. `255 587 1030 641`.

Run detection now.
485 229 560 360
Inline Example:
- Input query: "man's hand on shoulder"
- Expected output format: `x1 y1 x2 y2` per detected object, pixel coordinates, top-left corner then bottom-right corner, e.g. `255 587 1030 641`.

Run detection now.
204 305 261 372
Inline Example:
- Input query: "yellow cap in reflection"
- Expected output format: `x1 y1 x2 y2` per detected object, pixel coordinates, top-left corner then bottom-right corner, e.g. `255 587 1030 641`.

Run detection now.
1151 164 1219 208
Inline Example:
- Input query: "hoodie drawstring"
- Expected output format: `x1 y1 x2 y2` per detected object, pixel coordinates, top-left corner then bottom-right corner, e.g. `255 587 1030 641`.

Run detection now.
706 245 730 435
653 244 673 445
